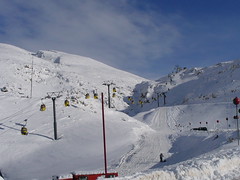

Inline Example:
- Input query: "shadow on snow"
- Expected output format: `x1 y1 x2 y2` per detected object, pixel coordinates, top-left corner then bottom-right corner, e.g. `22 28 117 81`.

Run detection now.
151 132 232 169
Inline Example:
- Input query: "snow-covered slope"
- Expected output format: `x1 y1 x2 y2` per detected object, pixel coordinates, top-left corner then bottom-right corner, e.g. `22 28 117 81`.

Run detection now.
125 62 240 115
1 43 240 180
0 43 146 110
114 61 240 180
0 43 150 180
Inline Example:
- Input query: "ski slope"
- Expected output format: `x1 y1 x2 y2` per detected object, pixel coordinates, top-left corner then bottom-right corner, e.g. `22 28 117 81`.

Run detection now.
115 106 240 180
1 43 240 179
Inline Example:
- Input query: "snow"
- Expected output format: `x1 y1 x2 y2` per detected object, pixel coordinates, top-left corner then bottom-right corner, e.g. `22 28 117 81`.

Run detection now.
119 143 240 180
1 43 240 180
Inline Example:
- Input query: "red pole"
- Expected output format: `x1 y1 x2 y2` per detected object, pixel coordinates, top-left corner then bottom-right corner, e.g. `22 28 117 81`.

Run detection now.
233 97 240 145
101 93 108 176
236 104 239 145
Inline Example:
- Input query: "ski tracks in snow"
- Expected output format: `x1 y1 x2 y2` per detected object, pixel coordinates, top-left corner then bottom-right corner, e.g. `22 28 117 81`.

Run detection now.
116 107 173 176
116 131 167 176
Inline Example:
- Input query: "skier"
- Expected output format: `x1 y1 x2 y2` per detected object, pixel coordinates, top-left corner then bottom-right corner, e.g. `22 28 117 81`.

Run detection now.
213 135 219 140
160 153 164 162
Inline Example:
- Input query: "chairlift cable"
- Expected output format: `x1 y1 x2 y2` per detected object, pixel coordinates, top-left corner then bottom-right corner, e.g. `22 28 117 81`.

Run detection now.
0 110 35 136
0 101 36 123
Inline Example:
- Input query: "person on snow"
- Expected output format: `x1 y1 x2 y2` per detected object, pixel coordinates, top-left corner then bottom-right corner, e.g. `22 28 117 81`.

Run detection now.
213 135 219 140
160 153 164 162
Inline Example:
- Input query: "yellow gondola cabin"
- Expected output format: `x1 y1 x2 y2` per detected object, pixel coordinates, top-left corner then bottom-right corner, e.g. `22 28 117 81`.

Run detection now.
21 126 28 135
40 104 46 111
64 99 70 107
139 100 143 104
85 93 90 99
94 93 98 99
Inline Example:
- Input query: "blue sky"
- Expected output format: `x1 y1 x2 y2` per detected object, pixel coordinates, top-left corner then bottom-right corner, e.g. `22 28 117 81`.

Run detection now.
0 0 240 79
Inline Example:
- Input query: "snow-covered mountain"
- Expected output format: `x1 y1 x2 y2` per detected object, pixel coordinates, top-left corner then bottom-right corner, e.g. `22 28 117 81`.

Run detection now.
127 61 240 112
0 43 146 109
1 43 240 180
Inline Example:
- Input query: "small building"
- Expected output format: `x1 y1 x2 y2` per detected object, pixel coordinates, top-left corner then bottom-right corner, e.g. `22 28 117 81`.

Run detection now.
54 172 118 180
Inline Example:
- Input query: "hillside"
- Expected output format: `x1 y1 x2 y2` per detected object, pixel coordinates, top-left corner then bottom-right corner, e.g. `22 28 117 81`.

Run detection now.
0 43 150 179
1 43 240 180
0 43 146 110
125 61 240 115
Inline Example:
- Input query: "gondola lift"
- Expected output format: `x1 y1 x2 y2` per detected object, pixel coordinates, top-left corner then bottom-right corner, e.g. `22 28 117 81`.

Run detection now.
21 119 28 135
40 98 46 111
64 99 70 107
40 104 46 111
85 93 90 99
113 87 117 92
94 93 98 99
21 126 28 135
139 100 143 104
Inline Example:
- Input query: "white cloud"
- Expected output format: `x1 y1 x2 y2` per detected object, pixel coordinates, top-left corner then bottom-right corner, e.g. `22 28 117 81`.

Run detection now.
0 0 181 78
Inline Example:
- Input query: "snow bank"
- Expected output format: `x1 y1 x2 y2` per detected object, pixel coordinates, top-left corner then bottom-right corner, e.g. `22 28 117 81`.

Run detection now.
117 145 240 180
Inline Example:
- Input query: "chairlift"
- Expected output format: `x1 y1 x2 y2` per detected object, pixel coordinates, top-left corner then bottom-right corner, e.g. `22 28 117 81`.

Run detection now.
112 93 116 98
64 99 70 107
40 104 46 111
113 87 117 92
21 126 28 135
